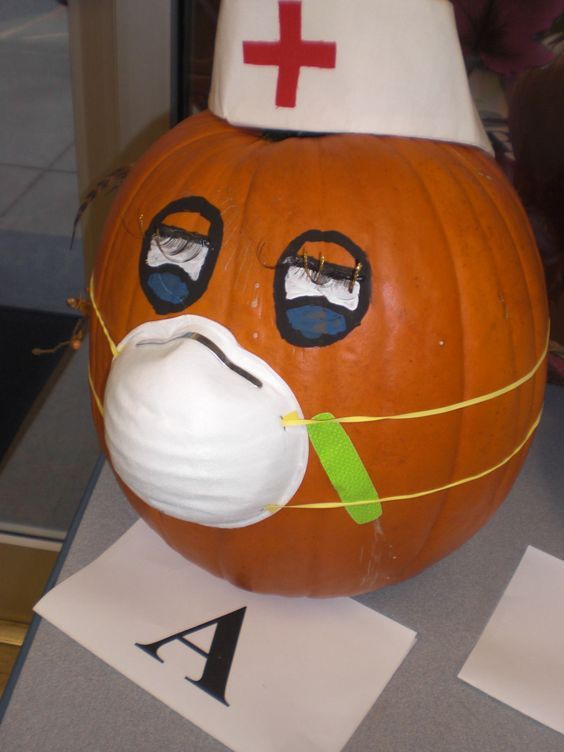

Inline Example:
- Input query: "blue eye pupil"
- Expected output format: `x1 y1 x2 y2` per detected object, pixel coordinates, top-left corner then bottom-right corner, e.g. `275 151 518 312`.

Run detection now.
286 305 347 339
147 272 189 305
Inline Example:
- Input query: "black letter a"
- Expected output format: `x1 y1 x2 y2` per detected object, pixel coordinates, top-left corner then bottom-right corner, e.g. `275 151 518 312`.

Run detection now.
136 607 246 705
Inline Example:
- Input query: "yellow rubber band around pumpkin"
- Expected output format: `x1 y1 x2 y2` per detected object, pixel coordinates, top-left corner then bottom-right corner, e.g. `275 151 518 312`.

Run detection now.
89 271 547 429
282 329 548 428
266 409 542 514
88 367 104 416
89 277 119 357
88 273 547 510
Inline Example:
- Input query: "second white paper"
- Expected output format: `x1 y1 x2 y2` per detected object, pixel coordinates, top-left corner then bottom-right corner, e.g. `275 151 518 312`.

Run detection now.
459 546 564 736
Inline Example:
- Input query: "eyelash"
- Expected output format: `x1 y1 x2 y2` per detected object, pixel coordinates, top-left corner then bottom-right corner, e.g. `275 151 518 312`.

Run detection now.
286 254 364 290
152 224 210 261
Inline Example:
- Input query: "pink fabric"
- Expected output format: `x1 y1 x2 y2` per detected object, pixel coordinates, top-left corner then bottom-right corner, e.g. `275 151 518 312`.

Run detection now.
452 0 564 74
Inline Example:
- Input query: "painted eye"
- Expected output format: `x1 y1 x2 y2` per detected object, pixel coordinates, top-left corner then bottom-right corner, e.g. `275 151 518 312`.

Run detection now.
274 230 371 347
140 196 223 315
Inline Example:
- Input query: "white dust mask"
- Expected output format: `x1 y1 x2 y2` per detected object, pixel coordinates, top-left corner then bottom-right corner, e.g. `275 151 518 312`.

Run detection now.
103 316 308 528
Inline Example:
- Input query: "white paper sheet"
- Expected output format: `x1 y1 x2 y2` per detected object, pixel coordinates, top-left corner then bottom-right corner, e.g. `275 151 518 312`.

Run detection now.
459 546 564 736
35 521 416 752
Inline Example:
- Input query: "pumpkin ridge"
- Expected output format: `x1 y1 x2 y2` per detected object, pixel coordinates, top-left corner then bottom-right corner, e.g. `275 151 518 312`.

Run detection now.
95 113 247 327
218 139 288 334
447 146 547 468
448 146 546 350
324 136 478 580
396 145 519 575
94 115 217 297
448 146 537 312
229 140 277 285
164 127 261 223
437 150 534 488
338 137 401 407
100 128 246 342
383 139 469 575
402 146 544 574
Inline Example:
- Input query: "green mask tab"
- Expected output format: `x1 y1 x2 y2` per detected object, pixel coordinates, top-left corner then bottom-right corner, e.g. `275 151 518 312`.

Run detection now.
306 412 382 524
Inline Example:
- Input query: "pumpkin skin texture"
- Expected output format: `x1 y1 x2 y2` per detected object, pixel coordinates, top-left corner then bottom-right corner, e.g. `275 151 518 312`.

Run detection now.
90 111 547 597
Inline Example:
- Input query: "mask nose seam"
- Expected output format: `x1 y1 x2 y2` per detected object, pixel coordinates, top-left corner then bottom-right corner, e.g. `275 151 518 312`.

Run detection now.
135 331 263 389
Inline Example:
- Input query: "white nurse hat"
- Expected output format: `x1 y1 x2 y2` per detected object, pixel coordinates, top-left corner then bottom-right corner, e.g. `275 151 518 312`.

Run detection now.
209 0 493 154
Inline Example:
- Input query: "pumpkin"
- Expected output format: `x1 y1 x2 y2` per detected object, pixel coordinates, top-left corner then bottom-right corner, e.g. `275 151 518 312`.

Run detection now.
89 110 548 597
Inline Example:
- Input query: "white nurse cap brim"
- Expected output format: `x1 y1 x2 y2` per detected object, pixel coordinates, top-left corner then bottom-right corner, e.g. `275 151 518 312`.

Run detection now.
209 0 493 154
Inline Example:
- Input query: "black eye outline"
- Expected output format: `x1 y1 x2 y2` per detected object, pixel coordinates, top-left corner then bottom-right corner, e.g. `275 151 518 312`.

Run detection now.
274 229 371 348
139 196 223 315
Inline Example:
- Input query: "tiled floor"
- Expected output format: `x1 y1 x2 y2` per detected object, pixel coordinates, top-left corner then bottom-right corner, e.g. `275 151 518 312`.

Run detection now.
0 0 99 689
0 0 100 642
0 0 85 313
0 0 99 533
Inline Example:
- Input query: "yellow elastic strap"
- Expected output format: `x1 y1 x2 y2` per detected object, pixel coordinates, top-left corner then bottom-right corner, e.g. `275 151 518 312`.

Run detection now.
88 367 104 416
89 277 119 358
266 409 542 514
283 329 549 428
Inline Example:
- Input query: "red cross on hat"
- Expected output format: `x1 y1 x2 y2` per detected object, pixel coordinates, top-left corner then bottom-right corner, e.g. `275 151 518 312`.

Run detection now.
243 1 336 108
209 0 492 154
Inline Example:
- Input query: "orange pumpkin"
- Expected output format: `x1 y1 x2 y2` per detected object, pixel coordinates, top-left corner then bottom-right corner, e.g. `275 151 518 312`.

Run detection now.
89 110 548 597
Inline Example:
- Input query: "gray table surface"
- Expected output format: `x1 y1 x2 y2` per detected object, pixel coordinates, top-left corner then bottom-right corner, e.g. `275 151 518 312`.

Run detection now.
1 386 563 752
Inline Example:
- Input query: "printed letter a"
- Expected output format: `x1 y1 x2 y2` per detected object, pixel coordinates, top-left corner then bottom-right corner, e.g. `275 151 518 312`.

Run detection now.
136 607 246 705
